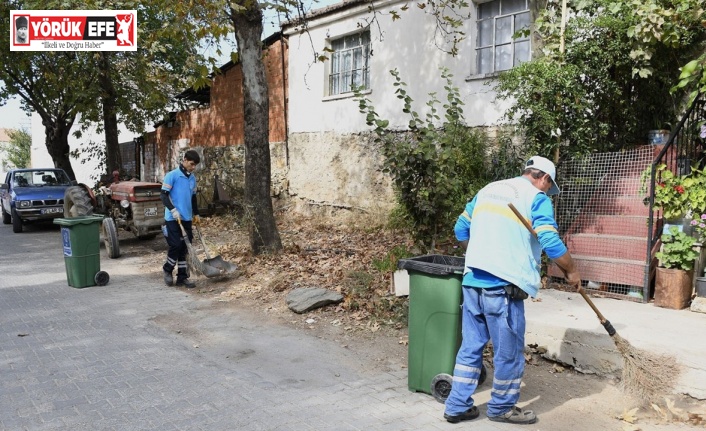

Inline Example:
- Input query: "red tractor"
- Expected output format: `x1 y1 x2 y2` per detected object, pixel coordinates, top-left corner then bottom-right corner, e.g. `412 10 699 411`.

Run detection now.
64 181 165 258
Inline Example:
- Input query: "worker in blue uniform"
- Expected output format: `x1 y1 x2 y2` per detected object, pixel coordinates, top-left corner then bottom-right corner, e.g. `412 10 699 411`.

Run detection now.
444 156 581 425
160 150 201 288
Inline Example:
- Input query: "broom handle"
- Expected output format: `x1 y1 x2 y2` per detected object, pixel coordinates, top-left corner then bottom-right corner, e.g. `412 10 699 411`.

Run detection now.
507 203 616 336
176 217 187 237
193 225 213 260
169 196 190 240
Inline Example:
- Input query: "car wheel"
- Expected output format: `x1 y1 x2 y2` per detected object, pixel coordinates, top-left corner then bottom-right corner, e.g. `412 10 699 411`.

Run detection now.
64 186 94 217
11 208 22 233
102 217 120 258
1 206 10 224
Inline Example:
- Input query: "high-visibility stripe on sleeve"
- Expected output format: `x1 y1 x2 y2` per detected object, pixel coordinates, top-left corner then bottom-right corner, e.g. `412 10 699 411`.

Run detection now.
535 225 558 234
460 210 471 222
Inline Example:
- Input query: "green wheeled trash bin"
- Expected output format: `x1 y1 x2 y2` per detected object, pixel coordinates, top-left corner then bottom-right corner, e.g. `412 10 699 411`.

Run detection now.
54 216 110 288
398 254 486 403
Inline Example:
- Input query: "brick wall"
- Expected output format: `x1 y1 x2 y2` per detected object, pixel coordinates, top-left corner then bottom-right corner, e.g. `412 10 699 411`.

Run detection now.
144 37 288 197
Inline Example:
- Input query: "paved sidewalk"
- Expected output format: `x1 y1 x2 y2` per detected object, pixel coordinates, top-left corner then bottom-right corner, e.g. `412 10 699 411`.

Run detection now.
0 222 700 430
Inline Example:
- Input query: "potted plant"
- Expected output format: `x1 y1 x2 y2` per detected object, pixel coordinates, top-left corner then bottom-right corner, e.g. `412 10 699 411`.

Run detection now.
652 164 690 221
654 226 698 309
644 164 706 234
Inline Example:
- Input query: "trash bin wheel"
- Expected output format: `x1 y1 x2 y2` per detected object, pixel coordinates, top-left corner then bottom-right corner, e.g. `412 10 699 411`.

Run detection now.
94 271 110 286
431 365 488 404
431 374 453 404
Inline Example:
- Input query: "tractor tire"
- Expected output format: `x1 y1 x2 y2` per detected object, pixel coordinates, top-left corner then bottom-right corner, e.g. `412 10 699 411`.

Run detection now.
11 208 22 233
64 186 94 217
2 206 10 224
102 217 121 259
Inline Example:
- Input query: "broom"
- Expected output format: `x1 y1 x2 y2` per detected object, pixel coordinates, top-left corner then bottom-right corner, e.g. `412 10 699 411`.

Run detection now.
508 203 676 403
169 194 221 278
175 218 211 277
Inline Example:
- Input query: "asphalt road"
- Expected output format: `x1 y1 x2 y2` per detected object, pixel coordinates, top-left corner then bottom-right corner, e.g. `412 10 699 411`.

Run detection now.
0 220 696 431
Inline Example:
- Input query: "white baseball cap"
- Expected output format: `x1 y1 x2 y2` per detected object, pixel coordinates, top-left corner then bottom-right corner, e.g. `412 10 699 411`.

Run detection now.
525 156 560 195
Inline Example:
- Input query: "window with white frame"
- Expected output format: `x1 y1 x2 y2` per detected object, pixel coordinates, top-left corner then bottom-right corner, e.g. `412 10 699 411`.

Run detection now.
329 31 371 96
476 0 531 74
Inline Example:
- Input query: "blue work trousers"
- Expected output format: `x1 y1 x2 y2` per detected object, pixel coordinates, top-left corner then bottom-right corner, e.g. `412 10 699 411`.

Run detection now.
162 220 193 282
444 286 526 416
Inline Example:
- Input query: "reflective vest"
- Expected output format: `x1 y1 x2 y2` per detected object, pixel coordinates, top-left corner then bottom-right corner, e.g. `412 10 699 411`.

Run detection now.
465 177 543 297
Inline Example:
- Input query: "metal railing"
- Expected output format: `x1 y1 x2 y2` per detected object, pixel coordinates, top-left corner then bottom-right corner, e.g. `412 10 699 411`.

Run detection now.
646 93 706 297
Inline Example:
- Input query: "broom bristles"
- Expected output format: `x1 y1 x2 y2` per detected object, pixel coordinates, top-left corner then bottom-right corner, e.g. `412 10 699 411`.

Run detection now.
613 333 677 404
184 239 207 274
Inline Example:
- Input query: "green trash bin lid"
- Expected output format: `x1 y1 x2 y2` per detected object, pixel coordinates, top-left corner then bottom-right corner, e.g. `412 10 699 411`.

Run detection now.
54 215 105 226
398 254 465 275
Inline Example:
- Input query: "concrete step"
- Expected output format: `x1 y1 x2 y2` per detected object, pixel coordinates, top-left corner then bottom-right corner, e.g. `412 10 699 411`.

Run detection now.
600 176 644 195
583 195 650 216
567 214 654 237
564 234 648 261
548 254 647 287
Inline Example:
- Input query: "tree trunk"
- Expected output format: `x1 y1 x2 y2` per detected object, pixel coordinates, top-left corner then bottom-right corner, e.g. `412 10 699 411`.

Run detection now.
230 2 282 255
41 115 76 181
99 52 122 176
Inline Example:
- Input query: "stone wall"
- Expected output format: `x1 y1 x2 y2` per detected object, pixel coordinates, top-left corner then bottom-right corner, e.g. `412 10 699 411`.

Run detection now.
191 142 289 212
286 131 395 214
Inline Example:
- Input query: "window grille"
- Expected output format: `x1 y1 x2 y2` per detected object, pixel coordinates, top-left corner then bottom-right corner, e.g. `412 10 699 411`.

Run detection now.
476 0 531 74
329 31 371 96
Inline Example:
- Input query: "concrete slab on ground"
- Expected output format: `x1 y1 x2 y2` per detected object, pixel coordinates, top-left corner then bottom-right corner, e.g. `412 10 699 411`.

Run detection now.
526 289 706 399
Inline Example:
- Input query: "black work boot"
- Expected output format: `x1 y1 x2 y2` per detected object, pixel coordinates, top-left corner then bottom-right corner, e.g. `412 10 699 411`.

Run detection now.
444 406 480 423
176 278 196 288
163 270 173 286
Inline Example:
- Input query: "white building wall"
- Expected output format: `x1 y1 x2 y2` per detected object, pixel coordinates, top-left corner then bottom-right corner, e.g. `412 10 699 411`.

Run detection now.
284 0 511 212
31 112 133 185
286 0 510 134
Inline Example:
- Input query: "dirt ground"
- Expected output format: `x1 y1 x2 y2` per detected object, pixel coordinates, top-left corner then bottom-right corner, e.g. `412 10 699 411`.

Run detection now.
119 214 706 430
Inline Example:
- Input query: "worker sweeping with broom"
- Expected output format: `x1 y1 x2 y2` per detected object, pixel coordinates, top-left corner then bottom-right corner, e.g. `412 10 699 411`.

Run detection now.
443 156 581 425
160 150 201 288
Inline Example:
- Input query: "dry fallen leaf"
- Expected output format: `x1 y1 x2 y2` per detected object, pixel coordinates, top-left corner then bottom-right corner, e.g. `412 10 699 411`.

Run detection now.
552 364 565 373
665 397 688 421
399 336 409 346
688 412 703 425
618 407 639 424
621 424 641 431
651 403 668 421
